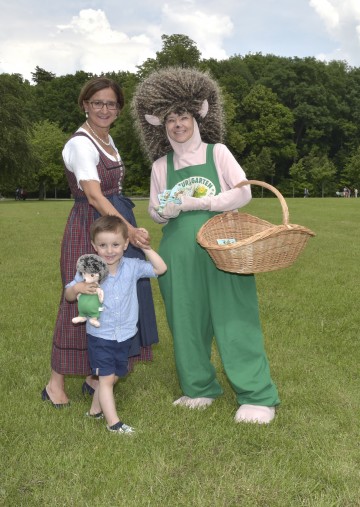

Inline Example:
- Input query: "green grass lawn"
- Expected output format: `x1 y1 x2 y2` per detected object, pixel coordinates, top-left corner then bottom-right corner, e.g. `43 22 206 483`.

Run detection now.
1 197 359 507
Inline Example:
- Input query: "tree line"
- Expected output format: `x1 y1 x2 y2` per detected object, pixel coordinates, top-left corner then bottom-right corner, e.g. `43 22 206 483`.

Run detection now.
1 34 360 199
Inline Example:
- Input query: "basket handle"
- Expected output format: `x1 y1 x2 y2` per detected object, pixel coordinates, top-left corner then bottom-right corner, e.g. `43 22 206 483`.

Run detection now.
235 179 289 225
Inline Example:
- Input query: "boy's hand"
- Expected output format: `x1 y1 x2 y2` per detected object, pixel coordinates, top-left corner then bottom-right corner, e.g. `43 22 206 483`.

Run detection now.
77 281 99 295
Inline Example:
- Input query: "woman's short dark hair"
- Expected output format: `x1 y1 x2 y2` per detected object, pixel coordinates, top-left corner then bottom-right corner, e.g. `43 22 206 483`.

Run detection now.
78 77 125 111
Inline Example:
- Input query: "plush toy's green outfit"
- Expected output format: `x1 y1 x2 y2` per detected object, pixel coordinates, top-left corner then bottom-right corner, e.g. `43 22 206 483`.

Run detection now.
77 294 102 319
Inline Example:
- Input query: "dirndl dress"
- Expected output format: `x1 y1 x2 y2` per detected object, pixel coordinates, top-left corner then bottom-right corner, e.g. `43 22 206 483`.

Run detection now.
51 133 158 375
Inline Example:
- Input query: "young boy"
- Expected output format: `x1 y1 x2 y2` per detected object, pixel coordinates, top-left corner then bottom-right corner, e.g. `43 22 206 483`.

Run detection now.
65 215 167 434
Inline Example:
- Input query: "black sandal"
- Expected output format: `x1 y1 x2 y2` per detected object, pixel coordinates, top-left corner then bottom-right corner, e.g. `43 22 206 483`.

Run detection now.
82 381 95 396
41 388 70 408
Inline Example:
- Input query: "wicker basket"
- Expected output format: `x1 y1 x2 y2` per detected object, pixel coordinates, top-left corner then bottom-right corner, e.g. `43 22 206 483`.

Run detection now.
196 180 315 274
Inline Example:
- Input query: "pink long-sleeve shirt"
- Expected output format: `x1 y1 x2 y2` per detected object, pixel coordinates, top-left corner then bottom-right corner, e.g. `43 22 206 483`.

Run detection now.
148 120 252 223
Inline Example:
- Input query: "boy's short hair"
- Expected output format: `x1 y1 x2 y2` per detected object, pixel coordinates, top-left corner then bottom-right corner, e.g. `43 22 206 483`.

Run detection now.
90 215 128 241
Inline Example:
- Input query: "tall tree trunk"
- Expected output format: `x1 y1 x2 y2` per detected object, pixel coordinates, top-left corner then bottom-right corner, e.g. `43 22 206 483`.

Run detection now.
38 181 46 200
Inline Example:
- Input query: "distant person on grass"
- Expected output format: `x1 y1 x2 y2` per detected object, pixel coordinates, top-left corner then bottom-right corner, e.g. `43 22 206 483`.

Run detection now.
65 215 167 434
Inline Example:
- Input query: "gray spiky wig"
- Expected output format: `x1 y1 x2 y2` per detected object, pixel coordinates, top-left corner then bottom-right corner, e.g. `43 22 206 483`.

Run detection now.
76 254 109 283
131 67 225 161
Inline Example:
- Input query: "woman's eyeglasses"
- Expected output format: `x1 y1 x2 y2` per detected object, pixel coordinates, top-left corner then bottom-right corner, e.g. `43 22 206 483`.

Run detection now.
88 100 119 110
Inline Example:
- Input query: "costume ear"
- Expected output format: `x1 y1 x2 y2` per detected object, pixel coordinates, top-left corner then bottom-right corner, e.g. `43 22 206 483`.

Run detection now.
145 114 162 126
198 99 209 118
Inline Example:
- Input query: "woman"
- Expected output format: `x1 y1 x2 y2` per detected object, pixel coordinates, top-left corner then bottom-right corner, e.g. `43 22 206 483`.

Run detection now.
132 68 279 424
43 77 158 407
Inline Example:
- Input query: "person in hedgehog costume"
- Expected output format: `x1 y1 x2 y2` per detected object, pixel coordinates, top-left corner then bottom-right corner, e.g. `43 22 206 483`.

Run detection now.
132 67 280 424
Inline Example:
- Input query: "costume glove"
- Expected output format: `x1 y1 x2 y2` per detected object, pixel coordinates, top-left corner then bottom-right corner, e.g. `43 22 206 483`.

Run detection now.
157 201 181 219
179 195 210 212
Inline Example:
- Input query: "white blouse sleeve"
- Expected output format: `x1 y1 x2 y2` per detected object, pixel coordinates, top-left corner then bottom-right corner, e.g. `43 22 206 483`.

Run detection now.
62 136 101 189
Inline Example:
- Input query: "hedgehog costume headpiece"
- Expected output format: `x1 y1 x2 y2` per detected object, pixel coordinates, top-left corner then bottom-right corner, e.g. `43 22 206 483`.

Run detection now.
131 67 225 161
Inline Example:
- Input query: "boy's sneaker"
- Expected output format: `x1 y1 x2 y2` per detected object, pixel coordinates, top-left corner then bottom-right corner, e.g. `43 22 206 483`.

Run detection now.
107 421 135 434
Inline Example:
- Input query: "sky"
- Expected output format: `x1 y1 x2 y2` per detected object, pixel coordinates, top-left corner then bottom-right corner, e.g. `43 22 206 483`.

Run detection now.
1 0 360 82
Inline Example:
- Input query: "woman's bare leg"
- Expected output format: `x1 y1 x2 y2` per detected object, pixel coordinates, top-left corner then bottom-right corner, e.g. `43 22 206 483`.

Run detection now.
45 369 69 404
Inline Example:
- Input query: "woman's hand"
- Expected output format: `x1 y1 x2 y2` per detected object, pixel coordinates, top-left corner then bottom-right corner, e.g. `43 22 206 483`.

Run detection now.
157 202 181 218
179 195 210 211
128 226 150 248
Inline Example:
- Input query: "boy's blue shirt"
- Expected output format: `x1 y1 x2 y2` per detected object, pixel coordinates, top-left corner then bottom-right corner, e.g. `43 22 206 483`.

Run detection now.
67 257 157 342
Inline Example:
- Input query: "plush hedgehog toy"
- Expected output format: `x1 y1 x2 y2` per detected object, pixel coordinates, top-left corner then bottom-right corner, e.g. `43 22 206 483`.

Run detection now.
72 254 109 328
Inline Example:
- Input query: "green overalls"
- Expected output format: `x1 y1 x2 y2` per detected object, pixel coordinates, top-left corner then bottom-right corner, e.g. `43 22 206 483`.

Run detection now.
158 145 279 406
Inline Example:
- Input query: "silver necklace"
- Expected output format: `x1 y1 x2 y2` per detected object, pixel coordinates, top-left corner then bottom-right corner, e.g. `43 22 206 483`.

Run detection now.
86 121 111 146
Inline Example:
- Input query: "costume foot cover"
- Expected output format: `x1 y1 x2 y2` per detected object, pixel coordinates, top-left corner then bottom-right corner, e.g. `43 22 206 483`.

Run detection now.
235 404 275 424
173 396 214 409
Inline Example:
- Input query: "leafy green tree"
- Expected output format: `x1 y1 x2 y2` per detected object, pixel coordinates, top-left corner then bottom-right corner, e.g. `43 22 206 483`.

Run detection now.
3 40 360 197
221 88 246 160
31 66 56 85
109 71 151 194
289 158 309 196
30 70 93 132
158 34 201 67
286 58 342 158
340 67 360 169
204 55 253 103
244 148 275 184
0 73 35 193
137 34 201 78
28 120 68 199
217 54 359 178
343 147 360 188
309 154 337 197
237 84 296 181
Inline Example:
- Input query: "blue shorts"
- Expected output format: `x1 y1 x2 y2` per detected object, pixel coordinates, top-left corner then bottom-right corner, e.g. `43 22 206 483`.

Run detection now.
87 334 133 377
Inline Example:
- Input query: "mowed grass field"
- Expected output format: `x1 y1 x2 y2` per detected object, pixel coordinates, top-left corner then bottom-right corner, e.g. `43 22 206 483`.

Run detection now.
1 195 359 507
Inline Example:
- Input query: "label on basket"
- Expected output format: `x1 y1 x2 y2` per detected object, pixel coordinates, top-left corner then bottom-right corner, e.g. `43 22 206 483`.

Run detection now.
216 238 236 245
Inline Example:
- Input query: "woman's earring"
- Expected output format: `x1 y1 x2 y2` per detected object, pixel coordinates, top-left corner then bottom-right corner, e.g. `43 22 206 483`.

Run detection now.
85 111 89 118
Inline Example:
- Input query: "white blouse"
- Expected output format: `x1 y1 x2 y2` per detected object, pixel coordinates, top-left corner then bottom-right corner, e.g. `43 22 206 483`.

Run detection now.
62 127 120 190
